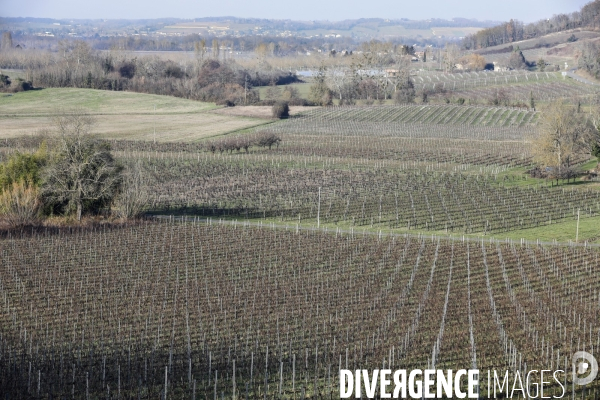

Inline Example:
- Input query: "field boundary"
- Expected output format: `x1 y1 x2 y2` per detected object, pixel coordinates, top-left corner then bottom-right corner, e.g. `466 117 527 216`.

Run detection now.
148 214 600 248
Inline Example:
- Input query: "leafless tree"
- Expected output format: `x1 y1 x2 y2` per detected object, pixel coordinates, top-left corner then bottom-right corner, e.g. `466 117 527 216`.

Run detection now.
325 62 349 101
443 44 460 73
212 39 220 59
194 39 207 64
256 132 282 149
386 57 411 94
532 101 598 183
113 161 150 219
1 32 13 50
42 110 123 221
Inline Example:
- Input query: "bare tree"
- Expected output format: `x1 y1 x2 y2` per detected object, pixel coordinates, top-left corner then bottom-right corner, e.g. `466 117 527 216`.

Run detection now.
113 161 150 219
308 65 332 106
264 81 282 101
255 132 282 149
1 32 12 50
460 54 487 71
578 41 600 78
393 78 416 104
72 41 93 73
212 39 220 59
387 56 411 94
443 44 460 73
325 62 349 101
42 110 122 221
194 39 207 65
532 101 598 183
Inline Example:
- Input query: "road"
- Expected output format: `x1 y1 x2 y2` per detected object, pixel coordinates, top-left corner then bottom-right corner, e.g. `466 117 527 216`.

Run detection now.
565 68 599 86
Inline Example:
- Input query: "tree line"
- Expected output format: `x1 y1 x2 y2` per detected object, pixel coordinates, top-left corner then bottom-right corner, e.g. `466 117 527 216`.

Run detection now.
0 40 301 104
463 0 600 50
302 44 490 105
577 40 600 78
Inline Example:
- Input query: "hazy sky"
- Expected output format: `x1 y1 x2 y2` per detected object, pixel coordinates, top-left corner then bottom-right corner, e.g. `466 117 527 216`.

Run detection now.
0 0 590 23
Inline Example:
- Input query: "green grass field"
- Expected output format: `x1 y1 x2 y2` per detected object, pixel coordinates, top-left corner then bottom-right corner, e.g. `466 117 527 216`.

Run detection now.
488 214 600 243
0 88 272 141
0 87 217 116
208 204 600 245
167 208 600 246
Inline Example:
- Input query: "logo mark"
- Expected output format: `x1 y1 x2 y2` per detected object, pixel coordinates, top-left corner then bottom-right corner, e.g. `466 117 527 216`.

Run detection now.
572 351 598 386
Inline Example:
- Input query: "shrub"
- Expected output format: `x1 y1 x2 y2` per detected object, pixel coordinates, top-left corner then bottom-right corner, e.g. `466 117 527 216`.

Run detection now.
287 98 310 106
537 58 546 72
0 146 47 191
489 88 509 106
508 50 527 70
206 133 262 154
0 144 46 226
0 73 11 88
394 86 415 104
101 57 114 74
42 112 123 221
12 79 33 92
254 99 277 106
0 181 42 227
308 67 333 106
593 143 600 162
281 86 299 101
272 101 290 119
264 85 282 101
255 132 282 149
112 162 149 220
319 91 333 106
118 61 136 79
164 64 185 79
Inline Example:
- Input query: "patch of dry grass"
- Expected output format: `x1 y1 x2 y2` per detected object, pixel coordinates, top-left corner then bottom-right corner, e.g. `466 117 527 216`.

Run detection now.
0 88 273 141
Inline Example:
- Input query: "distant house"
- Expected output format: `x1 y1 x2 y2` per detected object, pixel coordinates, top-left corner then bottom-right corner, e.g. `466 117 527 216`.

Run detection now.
492 62 510 72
